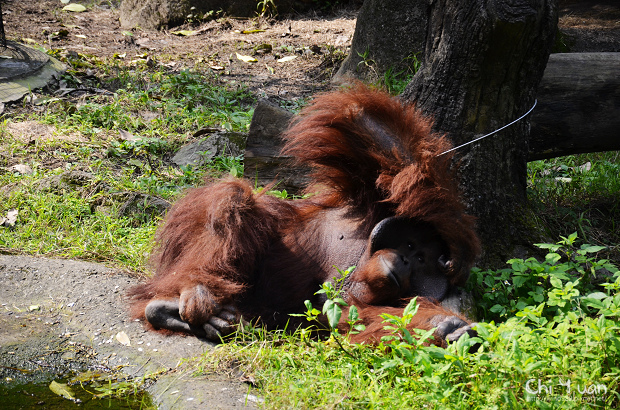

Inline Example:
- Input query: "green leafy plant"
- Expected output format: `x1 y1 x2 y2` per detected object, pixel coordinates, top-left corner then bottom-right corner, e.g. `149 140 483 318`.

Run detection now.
469 233 618 322
356 47 377 75
203 154 244 177
292 266 365 357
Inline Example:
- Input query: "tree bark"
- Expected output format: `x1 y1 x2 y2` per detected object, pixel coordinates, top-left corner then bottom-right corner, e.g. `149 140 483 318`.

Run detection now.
529 52 620 160
400 1 557 264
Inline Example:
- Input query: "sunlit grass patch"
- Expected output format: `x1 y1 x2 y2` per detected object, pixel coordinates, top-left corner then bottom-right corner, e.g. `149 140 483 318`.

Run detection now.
195 237 620 409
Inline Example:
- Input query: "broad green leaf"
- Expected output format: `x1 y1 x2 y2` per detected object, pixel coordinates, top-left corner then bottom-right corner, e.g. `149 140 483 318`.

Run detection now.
348 305 359 322
403 297 419 317
513 275 528 288
545 252 561 265
549 276 562 288
535 243 561 251
333 297 347 307
323 300 342 329
580 245 606 253
490 304 505 314
585 291 608 300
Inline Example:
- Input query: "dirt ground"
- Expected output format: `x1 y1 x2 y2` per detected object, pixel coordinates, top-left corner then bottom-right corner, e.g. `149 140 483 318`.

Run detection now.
0 255 256 408
2 0 359 100
2 0 619 100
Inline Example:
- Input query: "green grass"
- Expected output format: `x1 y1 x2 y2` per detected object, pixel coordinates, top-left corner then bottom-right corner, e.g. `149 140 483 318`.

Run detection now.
198 237 620 409
0 52 252 271
527 152 620 261
528 152 620 204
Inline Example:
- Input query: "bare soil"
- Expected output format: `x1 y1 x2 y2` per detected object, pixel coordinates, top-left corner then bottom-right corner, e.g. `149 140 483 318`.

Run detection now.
2 0 618 100
0 255 254 408
2 0 358 100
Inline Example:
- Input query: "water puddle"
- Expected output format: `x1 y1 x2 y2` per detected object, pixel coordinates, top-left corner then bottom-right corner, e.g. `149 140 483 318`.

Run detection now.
0 378 153 409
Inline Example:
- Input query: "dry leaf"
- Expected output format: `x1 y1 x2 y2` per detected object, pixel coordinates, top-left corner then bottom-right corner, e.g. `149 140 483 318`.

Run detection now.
236 53 257 63
116 331 131 346
119 129 139 141
49 381 77 401
8 164 33 175
63 4 86 12
277 55 297 63
171 30 198 36
242 29 266 34
1 209 18 227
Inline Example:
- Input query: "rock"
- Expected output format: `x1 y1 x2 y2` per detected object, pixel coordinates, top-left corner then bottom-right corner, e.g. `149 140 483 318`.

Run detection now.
120 0 193 30
244 99 310 193
33 170 106 194
7 164 33 175
171 132 245 168
117 193 170 223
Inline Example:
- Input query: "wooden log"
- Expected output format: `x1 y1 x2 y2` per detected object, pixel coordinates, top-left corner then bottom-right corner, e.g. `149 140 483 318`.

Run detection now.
529 52 620 160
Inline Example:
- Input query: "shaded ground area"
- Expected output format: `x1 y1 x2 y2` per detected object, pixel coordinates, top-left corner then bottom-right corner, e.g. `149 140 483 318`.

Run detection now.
558 0 620 52
0 255 255 409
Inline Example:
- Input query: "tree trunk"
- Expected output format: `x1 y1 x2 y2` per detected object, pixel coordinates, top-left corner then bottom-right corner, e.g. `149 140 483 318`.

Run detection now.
529 52 620 160
400 1 557 265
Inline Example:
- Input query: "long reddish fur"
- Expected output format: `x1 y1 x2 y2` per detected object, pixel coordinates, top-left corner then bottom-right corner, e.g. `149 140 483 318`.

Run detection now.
128 84 480 341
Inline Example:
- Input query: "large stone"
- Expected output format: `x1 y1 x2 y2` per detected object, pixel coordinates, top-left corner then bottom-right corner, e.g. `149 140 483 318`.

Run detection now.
117 192 170 223
171 132 245 168
244 99 310 193
33 170 106 194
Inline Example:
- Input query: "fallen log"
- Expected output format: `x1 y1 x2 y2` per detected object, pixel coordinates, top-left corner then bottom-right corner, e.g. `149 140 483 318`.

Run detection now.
529 52 620 160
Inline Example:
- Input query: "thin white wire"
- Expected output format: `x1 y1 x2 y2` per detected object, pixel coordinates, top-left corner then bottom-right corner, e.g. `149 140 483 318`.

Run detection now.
437 99 538 156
